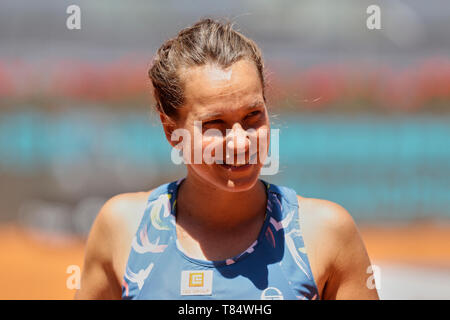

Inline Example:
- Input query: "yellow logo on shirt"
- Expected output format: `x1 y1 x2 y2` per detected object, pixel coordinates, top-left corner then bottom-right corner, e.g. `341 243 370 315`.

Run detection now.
181 270 213 295
188 272 204 287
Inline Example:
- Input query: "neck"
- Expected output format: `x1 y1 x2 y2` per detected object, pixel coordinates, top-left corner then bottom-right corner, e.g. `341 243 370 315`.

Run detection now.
176 172 267 233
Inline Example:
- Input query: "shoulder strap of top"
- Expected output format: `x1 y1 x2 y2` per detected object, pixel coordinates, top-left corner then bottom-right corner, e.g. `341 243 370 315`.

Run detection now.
264 180 299 221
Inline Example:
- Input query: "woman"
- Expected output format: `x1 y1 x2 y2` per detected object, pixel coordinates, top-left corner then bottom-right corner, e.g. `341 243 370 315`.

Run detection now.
75 18 379 300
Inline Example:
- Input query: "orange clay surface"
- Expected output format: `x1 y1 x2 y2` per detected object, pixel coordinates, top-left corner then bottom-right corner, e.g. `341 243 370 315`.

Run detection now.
0 222 450 299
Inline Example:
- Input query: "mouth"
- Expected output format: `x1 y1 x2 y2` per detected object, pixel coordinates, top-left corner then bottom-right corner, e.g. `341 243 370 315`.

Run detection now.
219 162 252 171
218 153 258 172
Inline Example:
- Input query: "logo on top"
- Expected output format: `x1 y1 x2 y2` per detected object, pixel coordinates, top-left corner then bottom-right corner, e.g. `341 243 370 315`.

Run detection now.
181 270 213 296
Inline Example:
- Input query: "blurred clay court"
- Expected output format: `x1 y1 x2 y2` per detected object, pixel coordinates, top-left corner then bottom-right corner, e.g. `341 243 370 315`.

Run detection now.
1 0 449 299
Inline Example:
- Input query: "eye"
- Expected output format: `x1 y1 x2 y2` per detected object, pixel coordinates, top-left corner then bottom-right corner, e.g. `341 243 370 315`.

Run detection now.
203 119 224 126
245 110 262 119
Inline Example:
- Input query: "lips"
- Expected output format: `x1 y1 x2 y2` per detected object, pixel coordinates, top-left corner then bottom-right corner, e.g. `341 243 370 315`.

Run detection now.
218 152 258 172
220 163 252 171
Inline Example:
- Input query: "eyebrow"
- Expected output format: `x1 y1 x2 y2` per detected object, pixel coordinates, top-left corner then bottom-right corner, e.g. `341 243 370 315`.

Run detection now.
197 100 264 121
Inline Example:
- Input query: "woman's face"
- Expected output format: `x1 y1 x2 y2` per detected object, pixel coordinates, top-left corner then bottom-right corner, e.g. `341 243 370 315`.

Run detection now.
164 59 270 192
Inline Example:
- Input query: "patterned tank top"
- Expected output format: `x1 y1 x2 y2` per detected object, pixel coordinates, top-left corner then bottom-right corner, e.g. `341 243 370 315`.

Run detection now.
122 178 319 300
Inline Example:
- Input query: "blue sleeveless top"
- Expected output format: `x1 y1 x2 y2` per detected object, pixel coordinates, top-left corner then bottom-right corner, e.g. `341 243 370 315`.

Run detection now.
121 178 319 300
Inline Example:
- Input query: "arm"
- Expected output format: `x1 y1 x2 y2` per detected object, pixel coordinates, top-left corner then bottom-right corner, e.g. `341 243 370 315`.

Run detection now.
299 197 379 300
74 196 124 300
319 201 379 300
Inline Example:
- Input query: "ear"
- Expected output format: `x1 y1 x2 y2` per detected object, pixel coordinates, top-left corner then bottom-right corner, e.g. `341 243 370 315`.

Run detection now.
159 112 179 148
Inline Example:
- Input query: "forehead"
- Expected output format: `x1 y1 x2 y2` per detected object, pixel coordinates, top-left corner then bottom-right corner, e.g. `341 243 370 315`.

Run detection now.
179 60 264 119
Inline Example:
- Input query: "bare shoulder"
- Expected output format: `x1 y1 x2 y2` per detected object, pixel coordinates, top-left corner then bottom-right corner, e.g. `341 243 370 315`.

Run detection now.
98 190 153 235
88 190 153 254
296 195 378 299
296 195 357 239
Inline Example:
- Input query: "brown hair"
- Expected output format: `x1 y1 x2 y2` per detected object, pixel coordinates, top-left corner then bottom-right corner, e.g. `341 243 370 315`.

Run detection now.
149 18 265 119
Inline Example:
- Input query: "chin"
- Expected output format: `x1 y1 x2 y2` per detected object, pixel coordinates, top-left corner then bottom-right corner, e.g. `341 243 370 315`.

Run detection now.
188 163 263 192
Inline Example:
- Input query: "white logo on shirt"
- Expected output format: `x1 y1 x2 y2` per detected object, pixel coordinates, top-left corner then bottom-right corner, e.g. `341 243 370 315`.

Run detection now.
261 287 284 300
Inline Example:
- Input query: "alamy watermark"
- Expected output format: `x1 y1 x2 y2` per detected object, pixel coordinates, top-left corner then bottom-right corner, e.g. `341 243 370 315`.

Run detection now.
366 264 381 290
66 5 81 30
367 5 381 30
66 264 81 290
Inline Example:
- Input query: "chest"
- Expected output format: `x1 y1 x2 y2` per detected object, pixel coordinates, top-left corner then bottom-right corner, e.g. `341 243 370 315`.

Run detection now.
174 220 264 262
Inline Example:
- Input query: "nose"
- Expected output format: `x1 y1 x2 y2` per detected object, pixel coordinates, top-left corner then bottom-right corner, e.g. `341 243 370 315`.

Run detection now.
226 123 250 162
